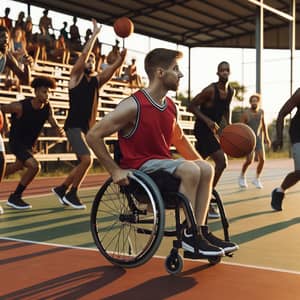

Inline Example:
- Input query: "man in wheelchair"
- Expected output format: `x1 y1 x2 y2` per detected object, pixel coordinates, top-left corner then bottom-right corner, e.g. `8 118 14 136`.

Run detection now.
87 48 238 259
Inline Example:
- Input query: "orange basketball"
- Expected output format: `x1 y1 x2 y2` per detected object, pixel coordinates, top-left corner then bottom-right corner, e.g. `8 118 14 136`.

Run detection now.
113 17 134 38
220 123 256 158
0 110 3 131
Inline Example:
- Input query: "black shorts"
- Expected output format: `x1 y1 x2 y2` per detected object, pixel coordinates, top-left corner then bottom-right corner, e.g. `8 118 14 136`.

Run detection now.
195 127 221 159
9 141 33 163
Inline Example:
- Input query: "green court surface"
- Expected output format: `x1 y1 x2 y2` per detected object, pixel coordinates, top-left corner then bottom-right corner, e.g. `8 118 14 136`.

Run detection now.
1 158 300 273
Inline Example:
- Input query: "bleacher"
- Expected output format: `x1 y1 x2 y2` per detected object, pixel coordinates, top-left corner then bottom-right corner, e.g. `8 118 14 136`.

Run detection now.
0 59 195 163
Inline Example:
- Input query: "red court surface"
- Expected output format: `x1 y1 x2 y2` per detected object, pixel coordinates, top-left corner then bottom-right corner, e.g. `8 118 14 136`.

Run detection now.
1 238 300 300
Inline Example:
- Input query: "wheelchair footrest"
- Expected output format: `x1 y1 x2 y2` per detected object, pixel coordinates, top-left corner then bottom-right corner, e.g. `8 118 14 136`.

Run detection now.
183 251 221 260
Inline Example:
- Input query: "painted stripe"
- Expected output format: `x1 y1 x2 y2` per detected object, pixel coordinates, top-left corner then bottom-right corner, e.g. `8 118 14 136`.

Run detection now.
1 236 300 275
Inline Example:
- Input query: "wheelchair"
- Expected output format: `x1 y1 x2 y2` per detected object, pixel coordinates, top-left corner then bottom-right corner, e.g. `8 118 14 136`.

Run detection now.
90 143 232 274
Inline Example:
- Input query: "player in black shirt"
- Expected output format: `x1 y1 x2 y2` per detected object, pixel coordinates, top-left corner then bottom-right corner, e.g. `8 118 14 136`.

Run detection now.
189 62 234 218
52 19 126 209
1 76 64 209
271 89 300 211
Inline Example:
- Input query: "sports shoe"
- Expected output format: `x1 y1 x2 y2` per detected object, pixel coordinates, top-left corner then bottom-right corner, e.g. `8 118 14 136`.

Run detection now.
238 176 248 188
182 228 224 257
208 203 220 219
6 194 32 210
201 225 239 253
52 186 68 205
0 205 3 214
252 178 263 189
271 188 284 211
63 191 86 209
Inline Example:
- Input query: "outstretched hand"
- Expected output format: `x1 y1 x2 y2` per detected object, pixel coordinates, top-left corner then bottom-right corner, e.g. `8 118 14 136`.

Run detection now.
92 18 101 35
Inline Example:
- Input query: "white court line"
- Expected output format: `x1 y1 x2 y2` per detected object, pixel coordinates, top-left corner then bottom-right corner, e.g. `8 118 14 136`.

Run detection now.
1 236 300 276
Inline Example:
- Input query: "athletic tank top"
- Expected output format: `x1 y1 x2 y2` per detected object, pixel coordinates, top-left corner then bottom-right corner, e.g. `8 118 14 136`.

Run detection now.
290 91 300 143
194 82 233 136
64 75 99 133
245 108 263 136
119 89 177 169
9 98 50 148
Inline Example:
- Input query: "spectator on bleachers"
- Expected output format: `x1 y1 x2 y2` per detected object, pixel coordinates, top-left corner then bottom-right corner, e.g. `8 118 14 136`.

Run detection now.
99 54 108 71
10 26 27 63
60 21 69 42
24 16 40 63
124 58 143 88
15 11 26 31
69 16 82 52
48 34 70 65
107 39 122 78
38 9 54 59
1 7 13 31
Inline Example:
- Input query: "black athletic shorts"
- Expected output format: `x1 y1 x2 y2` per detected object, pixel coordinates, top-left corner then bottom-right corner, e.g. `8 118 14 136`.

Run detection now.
194 126 221 159
9 141 33 163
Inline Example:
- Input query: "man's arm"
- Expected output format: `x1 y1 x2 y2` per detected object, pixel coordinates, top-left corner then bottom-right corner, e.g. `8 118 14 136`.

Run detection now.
188 85 219 132
97 49 127 87
86 97 137 185
69 19 101 88
171 123 202 160
6 51 32 85
261 110 271 146
47 105 64 137
274 89 300 149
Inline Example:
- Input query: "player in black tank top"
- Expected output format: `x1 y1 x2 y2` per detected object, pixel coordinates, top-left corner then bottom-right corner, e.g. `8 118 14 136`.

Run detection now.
271 88 300 211
189 62 234 218
52 19 127 209
0 25 33 214
1 76 64 210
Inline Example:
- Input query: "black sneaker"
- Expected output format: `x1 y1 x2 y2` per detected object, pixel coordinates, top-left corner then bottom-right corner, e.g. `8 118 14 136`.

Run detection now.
271 189 284 211
63 192 86 209
201 225 239 253
182 228 224 257
52 186 68 205
6 194 32 210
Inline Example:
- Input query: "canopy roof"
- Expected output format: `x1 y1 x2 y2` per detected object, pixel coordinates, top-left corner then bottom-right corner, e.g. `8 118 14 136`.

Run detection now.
19 0 299 49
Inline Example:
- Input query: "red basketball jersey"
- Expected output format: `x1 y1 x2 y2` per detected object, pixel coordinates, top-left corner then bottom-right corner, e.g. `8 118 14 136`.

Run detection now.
119 89 177 169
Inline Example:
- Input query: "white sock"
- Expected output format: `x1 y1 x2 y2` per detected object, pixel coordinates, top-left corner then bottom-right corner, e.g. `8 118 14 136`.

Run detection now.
276 187 284 193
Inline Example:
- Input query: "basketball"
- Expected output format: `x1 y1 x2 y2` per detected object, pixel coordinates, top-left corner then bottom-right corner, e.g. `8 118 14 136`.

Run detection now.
0 110 3 131
113 17 134 38
220 123 256 158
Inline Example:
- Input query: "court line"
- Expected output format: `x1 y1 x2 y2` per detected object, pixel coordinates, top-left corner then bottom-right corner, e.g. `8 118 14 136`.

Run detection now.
1 236 300 276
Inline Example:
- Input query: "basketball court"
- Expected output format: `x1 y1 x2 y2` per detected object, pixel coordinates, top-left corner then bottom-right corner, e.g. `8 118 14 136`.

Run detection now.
1 158 300 299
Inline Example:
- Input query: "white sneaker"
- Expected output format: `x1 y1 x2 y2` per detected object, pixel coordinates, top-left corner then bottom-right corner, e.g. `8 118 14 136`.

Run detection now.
207 203 220 219
252 178 263 189
0 205 3 214
238 176 248 188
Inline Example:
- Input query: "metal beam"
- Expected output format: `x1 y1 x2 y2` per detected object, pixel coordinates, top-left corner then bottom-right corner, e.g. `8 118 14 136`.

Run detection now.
248 0 294 21
255 3 263 94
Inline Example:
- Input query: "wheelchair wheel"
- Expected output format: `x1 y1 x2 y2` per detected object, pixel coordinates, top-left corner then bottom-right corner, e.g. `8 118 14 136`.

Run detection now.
165 253 183 275
91 170 165 268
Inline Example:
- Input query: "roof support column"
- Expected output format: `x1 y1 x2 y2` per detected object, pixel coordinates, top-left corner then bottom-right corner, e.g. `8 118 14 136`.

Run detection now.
188 47 191 102
289 0 295 95
255 1 264 94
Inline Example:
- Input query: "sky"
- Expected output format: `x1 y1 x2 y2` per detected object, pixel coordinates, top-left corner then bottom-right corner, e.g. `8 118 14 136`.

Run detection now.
2 0 300 125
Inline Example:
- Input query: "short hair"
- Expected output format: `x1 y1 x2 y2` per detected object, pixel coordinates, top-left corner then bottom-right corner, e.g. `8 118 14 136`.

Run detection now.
144 48 183 81
31 76 56 89
217 61 230 71
249 93 261 103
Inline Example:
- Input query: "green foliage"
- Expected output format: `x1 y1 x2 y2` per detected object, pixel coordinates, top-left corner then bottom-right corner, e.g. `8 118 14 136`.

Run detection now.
230 81 246 102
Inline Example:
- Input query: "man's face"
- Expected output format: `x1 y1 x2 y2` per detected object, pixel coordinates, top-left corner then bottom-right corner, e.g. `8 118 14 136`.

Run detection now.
250 96 259 110
0 31 9 54
35 86 50 104
161 60 184 91
84 55 96 75
217 63 230 83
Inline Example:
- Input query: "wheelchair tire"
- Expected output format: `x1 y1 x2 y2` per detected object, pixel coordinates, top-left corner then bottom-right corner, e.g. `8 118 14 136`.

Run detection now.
165 253 183 275
91 170 165 268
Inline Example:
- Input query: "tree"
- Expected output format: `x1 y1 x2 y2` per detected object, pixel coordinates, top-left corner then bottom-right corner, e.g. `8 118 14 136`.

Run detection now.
230 81 246 102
